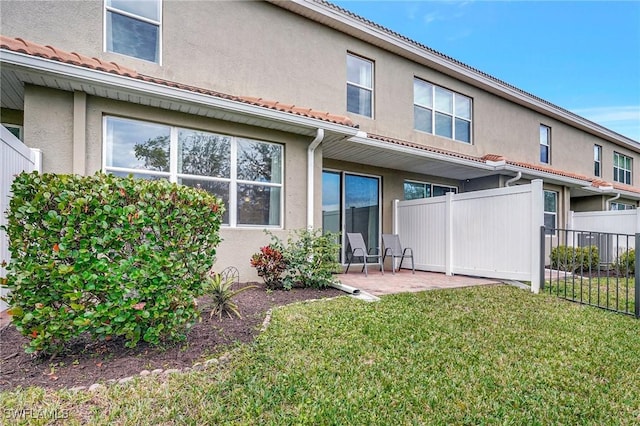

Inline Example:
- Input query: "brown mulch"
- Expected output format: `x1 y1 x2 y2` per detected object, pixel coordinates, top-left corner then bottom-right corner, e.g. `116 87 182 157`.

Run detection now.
0 282 343 391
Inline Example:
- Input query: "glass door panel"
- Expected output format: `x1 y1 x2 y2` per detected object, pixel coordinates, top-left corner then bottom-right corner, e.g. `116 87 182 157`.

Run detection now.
322 171 342 261
344 174 380 261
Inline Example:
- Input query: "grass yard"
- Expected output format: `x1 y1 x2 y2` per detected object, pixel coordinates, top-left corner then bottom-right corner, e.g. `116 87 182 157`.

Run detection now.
2 285 640 425
546 275 636 315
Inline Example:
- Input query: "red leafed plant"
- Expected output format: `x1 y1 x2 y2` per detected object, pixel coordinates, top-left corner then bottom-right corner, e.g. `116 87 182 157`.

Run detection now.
250 244 288 289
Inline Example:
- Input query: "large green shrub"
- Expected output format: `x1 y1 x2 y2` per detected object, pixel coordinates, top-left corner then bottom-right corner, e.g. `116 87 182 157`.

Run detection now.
2 172 224 354
615 249 635 276
251 229 340 290
550 245 599 272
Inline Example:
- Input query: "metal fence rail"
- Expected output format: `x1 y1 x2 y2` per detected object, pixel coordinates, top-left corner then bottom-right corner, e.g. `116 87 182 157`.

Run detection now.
542 227 640 318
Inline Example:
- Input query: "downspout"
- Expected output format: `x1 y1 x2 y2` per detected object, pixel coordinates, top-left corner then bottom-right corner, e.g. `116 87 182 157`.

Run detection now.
307 128 325 229
605 193 621 210
505 171 522 187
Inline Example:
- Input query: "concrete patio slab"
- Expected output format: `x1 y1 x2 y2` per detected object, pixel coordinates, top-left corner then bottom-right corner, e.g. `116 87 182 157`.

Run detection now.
337 269 501 296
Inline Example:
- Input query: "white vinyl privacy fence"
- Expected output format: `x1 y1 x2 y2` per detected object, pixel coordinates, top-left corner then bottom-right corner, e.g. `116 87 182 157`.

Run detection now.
393 180 544 292
567 209 640 264
1 126 41 311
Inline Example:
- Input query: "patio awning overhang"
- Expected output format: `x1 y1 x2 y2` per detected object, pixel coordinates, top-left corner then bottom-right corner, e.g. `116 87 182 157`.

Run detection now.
326 133 640 201
0 48 360 144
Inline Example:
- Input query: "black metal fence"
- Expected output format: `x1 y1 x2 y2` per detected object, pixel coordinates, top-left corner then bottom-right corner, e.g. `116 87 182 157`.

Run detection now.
541 227 640 318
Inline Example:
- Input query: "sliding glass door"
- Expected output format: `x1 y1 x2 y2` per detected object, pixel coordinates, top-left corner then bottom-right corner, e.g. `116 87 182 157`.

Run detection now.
322 170 380 263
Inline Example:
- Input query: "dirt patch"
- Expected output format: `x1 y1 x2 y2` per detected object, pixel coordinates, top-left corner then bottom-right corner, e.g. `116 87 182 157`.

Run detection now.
0 283 343 391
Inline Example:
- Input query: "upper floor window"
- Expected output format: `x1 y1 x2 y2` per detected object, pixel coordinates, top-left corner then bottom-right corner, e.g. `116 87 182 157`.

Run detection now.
613 152 632 185
414 78 472 143
539 125 551 164
346 54 373 117
105 0 161 63
544 190 557 235
104 116 283 227
594 144 602 177
403 180 457 200
610 202 635 211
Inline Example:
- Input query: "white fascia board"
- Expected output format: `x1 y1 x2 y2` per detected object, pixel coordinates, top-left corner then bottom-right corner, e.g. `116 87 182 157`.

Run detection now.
499 163 593 188
280 0 640 151
348 134 495 171
0 49 360 137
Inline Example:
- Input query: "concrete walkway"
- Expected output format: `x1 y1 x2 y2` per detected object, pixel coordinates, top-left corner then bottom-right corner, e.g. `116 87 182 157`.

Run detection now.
337 268 500 296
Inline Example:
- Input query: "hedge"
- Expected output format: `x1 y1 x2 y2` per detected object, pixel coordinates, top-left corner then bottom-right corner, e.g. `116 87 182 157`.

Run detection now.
2 172 224 354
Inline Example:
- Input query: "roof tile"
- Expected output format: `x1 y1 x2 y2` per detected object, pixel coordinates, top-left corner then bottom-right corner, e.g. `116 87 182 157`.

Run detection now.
0 35 354 127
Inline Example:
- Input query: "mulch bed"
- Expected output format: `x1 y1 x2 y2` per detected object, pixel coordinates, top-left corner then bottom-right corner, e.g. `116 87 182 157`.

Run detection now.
0 282 343 391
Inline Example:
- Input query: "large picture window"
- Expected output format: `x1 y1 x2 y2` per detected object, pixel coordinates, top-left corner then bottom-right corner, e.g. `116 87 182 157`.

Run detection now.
105 0 161 63
613 152 632 185
104 116 283 227
414 78 472 143
347 54 373 117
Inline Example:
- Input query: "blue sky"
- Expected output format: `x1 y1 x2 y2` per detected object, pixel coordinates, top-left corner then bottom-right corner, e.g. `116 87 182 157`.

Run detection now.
333 0 640 142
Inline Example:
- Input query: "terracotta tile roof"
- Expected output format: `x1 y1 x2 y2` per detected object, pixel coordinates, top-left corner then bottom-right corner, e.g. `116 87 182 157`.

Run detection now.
0 35 355 128
366 136 640 195
367 133 485 163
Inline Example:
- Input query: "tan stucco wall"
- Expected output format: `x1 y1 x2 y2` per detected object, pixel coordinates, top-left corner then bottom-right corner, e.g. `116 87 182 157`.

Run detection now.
2 0 637 189
21 85 317 280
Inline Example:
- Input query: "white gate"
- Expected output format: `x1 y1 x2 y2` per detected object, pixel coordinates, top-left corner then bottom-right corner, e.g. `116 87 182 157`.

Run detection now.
1 126 42 311
393 180 544 292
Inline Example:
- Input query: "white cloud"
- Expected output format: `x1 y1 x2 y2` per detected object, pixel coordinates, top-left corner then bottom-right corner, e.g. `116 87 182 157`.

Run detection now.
571 106 640 142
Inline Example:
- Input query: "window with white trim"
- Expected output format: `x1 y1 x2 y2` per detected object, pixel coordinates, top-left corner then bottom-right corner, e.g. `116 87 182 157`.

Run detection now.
610 202 635 211
104 116 283 227
105 0 161 63
540 125 551 164
346 54 373 117
594 145 602 177
613 152 632 185
403 180 457 200
2 123 22 140
544 190 557 235
414 78 472 143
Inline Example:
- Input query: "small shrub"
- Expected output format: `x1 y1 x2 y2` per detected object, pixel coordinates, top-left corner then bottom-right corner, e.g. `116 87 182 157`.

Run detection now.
281 228 341 289
550 245 599 272
615 249 635 276
204 273 256 319
250 244 288 290
2 172 224 354
250 229 340 290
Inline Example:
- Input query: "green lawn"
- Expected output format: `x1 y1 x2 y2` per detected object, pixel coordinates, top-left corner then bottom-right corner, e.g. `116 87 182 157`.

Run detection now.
545 275 637 315
3 285 640 425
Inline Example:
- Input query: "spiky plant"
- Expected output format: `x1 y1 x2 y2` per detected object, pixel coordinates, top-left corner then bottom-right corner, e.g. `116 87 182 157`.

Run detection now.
206 273 257 320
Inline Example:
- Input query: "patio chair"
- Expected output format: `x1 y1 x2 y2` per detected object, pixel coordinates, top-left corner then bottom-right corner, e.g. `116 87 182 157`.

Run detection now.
382 234 415 275
345 232 384 277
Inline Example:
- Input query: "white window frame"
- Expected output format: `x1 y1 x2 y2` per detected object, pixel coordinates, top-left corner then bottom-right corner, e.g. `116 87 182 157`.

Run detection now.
613 151 633 185
413 78 472 144
544 190 557 235
403 179 458 200
610 202 635 211
2 123 23 140
102 116 284 228
540 125 551 164
104 0 162 64
346 53 374 118
594 144 602 177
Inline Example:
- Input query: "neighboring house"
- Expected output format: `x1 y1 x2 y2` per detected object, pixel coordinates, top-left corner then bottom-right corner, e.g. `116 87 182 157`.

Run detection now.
1 0 639 279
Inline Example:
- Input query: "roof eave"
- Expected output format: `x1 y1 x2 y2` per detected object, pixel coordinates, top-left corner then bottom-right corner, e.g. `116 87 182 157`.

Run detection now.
0 49 360 138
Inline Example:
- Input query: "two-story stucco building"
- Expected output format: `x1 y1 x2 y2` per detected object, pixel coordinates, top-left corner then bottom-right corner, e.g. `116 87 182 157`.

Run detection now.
1 0 639 279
